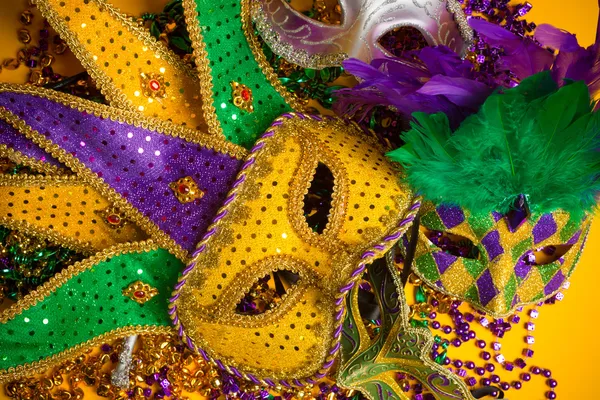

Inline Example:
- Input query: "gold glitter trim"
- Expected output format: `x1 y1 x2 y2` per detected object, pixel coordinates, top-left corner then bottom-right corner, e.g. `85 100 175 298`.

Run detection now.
0 144 67 176
181 0 224 139
0 240 157 324
32 0 210 134
0 83 248 159
287 135 347 253
0 325 174 384
0 216 95 255
0 107 189 261
240 0 304 111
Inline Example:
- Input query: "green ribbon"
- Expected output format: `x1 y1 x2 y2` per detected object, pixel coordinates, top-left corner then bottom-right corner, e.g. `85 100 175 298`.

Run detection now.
190 0 291 148
0 249 181 370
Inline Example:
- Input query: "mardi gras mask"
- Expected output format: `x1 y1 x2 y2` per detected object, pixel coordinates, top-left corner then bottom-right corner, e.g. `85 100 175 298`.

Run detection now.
389 72 599 317
253 0 473 69
170 113 420 384
338 253 474 400
404 202 589 317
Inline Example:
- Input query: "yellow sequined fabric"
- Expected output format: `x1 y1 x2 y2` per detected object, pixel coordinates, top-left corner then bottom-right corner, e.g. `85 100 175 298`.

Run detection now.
0 175 147 253
33 0 207 132
173 115 417 381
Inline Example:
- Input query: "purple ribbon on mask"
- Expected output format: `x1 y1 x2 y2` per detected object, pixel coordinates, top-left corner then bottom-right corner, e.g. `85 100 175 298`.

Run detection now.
0 91 243 253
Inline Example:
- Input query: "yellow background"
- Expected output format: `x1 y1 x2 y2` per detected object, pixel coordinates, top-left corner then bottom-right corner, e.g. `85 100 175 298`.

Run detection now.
0 0 598 398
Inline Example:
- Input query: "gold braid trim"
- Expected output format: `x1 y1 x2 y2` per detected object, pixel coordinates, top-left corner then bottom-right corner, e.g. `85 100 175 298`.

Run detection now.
0 325 174 384
0 240 158 324
0 173 147 254
0 83 248 159
181 0 223 139
0 144 67 176
0 108 188 261
240 0 304 111
0 216 96 255
32 0 210 134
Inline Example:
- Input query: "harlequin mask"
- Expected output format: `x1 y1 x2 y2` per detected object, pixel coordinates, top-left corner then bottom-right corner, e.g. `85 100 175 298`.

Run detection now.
388 72 600 317
253 0 473 69
404 201 590 317
170 113 420 384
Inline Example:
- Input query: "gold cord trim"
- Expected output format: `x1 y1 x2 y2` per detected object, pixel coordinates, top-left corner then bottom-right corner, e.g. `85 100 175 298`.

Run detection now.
0 108 188 261
240 0 304 111
181 0 224 139
0 83 248 159
0 216 96 255
32 0 211 134
0 240 157 324
0 144 67 176
0 325 174 384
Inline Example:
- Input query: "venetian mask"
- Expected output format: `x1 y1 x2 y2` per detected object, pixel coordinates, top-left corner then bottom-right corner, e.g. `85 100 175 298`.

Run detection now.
170 114 420 383
338 253 474 400
403 200 590 317
252 0 473 69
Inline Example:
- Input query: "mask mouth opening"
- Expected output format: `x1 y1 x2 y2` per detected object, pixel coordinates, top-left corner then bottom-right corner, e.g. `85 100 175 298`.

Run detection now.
303 162 335 234
379 27 428 58
235 270 301 315
519 244 573 266
422 227 481 260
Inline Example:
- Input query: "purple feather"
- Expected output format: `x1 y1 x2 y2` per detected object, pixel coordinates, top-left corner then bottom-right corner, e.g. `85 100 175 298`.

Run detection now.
469 18 554 80
417 76 493 108
334 46 495 128
533 6 600 108
534 24 581 52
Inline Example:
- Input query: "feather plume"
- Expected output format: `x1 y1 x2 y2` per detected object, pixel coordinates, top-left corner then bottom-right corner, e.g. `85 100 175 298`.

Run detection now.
388 72 600 219
333 47 494 128
469 18 554 81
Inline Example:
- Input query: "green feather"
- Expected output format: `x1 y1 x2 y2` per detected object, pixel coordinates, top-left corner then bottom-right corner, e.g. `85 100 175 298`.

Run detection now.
387 71 600 219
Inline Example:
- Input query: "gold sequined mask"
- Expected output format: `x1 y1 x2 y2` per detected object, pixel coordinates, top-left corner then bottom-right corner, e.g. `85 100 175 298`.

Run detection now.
404 200 590 317
170 114 420 384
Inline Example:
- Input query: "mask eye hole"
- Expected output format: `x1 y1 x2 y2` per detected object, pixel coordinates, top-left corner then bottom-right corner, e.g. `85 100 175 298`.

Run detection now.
379 27 428 57
235 270 300 315
423 228 480 260
521 244 573 266
303 163 335 234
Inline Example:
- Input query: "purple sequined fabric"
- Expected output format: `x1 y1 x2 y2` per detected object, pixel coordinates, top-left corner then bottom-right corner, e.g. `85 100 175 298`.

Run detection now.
0 92 243 252
0 119 63 168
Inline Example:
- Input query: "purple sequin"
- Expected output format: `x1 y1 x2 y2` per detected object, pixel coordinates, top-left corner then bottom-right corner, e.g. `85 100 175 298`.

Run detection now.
567 229 582 245
0 92 243 252
514 260 532 280
532 214 558 244
436 204 465 228
481 230 504 261
432 251 458 274
476 269 498 306
544 270 565 295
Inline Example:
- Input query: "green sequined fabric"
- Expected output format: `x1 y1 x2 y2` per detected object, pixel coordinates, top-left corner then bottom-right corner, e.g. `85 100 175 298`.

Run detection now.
190 0 291 148
0 249 181 370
